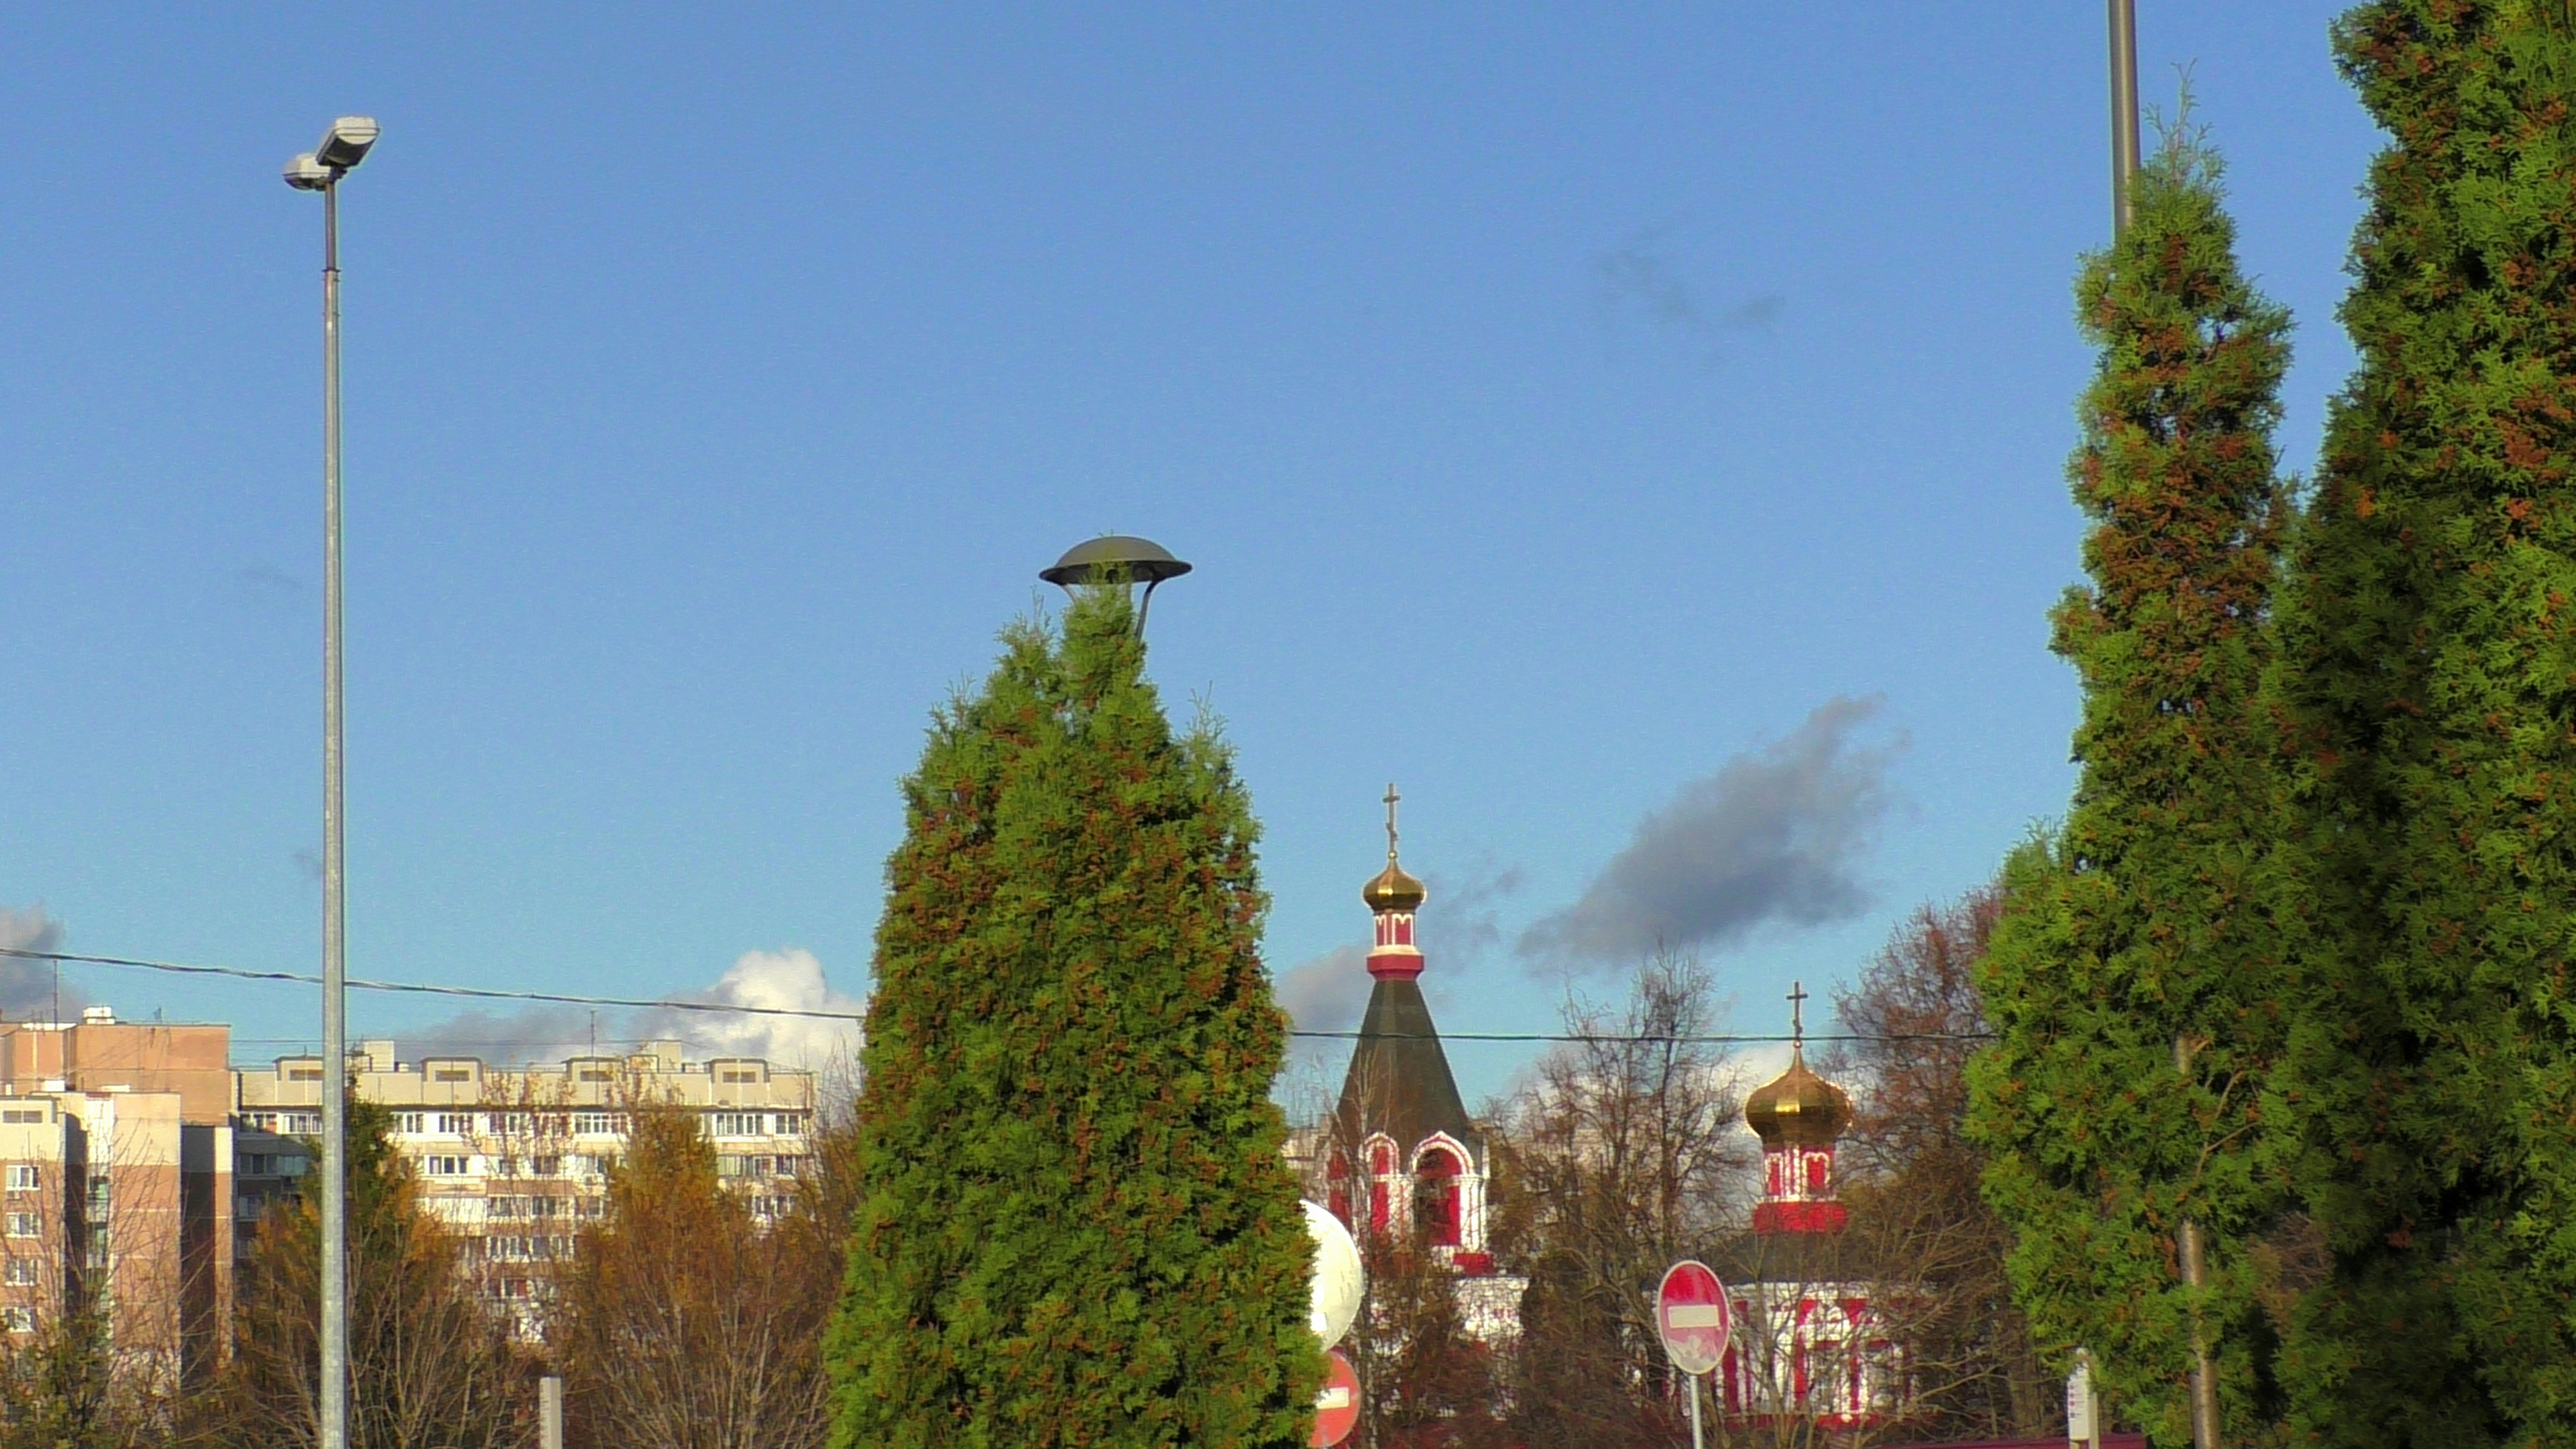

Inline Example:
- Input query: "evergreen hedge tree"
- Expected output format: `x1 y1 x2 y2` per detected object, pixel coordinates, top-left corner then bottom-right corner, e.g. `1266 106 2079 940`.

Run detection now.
1968 119 2293 1447
828 587 1318 1449
2271 5 2576 1444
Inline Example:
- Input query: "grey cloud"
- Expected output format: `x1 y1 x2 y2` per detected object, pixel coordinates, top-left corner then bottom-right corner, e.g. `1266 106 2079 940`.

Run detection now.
1519 697 1904 972
1422 860 1527 969
1274 944 1371 1036
401 949 864 1073
1593 221 1780 373
228 564 306 620
406 1005 597 1067
0 906 84 1020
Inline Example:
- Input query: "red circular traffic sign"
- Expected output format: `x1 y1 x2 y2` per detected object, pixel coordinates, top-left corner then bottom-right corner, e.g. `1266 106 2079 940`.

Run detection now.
1311 1348 1361 1448
1656 1259 1732 1376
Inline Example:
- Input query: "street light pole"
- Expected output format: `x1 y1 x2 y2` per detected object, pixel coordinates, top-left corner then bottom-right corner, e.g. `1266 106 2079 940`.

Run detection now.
284 117 378 1449
2108 0 2140 233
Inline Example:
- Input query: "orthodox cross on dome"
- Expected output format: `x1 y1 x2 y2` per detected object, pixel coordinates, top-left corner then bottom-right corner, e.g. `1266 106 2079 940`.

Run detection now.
1787 980 1808 1049
1383 782 1402 862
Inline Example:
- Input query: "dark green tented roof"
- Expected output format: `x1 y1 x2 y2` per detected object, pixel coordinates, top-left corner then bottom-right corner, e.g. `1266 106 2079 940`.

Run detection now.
1334 975 1481 1167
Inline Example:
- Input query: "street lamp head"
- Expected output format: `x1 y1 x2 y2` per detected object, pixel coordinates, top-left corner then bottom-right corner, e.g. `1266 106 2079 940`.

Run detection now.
1040 534 1192 635
282 153 333 191
315 116 379 172
1040 535 1192 590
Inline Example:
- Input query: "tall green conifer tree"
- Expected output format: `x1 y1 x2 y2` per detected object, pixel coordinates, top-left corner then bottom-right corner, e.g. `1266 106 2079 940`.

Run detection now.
828 588 1318 1449
2272 6 2576 1444
1969 121 2293 1446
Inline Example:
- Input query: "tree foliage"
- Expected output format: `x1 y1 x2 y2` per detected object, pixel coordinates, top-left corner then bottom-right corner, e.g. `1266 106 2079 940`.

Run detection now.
189 1100 530 1449
828 588 1317 1448
1967 114 2294 1447
1825 886 2052 1442
2269 4 2576 1444
552 1105 843 1449
1490 954 1741 1449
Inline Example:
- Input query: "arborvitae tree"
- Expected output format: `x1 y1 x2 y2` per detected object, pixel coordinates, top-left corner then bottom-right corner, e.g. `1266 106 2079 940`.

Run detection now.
1968 119 2293 1447
828 588 1318 1448
2270 6 2576 1444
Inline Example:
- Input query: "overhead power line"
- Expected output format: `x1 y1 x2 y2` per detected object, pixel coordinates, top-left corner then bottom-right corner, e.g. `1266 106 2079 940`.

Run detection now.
0 946 1998 1047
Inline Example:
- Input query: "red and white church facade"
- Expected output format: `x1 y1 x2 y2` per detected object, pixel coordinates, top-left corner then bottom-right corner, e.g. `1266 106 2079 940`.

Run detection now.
1717 993 1906 1431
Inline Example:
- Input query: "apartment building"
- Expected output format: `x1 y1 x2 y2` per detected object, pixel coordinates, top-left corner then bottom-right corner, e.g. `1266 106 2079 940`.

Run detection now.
237 1038 818 1316
0 1008 236 1384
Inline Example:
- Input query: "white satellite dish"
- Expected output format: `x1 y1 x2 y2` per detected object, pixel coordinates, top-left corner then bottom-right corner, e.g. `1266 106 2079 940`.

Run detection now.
1303 1200 1365 1348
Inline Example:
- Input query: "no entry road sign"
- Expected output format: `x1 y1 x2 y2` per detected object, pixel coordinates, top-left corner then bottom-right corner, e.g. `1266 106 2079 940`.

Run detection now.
1311 1348 1361 1448
1656 1259 1732 1377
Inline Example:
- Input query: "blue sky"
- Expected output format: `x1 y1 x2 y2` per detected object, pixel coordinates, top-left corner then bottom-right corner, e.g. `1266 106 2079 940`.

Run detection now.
1 5 2379 1103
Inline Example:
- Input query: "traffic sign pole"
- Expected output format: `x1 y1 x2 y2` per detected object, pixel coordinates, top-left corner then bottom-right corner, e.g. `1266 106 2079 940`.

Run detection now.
1687 1367 1705 1449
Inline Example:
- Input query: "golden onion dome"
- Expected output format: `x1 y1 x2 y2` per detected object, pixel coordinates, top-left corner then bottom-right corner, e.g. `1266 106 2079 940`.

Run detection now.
1743 1049 1852 1148
1363 859 1427 913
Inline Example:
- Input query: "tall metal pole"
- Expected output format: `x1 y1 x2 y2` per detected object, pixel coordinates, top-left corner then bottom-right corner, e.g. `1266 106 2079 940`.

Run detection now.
2107 15 2216 1439
1686 1370 1705 1449
2175 1036 2218 1449
2108 0 2141 234
319 174 350 1449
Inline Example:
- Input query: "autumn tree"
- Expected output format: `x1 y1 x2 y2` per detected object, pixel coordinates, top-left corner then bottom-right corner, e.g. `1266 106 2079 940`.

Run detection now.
828 586 1317 1448
552 1105 838 1449
1967 110 2294 1449
189 1099 529 1449
1822 886 2051 1442
1493 953 1744 1449
2266 5 2576 1444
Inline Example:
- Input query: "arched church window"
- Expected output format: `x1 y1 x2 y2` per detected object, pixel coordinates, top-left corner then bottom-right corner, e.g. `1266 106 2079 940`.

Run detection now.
1415 1145 1463 1247
1806 1152 1829 1195
1326 1154 1351 1223
1366 1139 1395 1235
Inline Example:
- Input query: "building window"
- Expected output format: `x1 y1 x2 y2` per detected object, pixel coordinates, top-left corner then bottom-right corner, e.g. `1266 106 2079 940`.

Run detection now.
1806 1152 1830 1196
432 1068 472 1083
434 1113 474 1136
1 1308 29 1334
422 1156 469 1177
394 1113 424 1136
773 1155 809 1178
1326 1155 1351 1223
720 1069 760 1084
529 1156 561 1178
3 1260 37 1287
571 1112 618 1137
3 1214 35 1239
288 1113 323 1135
287 1066 323 1082
488 1197 523 1220
5 1167 39 1194
710 1112 763 1138
1415 1146 1463 1248
772 1113 810 1136
0 1110 42 1125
